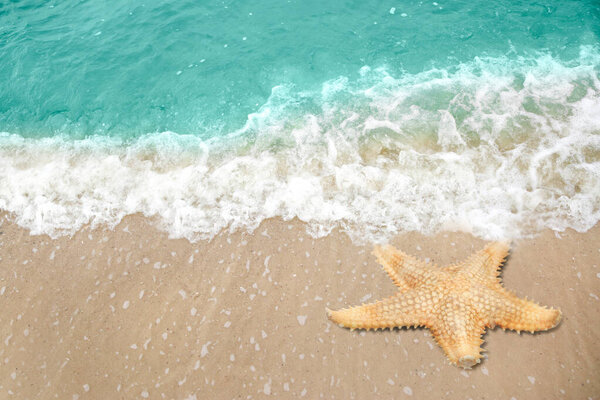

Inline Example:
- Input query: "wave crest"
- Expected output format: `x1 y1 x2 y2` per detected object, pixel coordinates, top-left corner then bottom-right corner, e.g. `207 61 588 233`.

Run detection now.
1 47 599 242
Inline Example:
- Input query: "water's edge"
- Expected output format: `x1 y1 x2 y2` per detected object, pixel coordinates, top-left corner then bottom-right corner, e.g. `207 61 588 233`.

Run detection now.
1 49 599 243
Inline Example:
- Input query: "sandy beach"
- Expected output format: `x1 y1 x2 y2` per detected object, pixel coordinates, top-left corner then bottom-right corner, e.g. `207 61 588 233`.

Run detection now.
0 213 598 399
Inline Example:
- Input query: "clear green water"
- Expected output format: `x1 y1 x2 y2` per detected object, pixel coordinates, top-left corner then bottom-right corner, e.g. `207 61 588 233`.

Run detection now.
0 0 599 241
1 0 598 137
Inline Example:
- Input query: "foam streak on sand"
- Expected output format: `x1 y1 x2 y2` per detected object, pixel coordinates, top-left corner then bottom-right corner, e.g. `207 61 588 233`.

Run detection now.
0 48 599 242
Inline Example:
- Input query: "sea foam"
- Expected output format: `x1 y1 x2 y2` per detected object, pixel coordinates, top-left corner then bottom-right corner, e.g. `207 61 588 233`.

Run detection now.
1 47 599 243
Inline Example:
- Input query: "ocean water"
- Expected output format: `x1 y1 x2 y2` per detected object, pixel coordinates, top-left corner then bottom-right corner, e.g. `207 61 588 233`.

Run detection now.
1 0 599 242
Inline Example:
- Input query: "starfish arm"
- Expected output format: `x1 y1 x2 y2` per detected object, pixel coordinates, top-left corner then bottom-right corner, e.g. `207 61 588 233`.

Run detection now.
447 241 510 280
327 292 431 331
373 245 439 290
430 310 487 369
491 290 562 333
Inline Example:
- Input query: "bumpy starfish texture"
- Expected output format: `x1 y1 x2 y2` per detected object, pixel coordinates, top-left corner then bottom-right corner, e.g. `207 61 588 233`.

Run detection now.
327 242 562 368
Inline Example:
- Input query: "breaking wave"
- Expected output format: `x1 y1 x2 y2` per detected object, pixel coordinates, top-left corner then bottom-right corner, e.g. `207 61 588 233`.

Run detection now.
1 47 599 243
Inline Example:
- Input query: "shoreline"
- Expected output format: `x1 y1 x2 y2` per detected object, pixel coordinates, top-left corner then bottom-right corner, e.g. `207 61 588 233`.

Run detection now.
0 213 598 399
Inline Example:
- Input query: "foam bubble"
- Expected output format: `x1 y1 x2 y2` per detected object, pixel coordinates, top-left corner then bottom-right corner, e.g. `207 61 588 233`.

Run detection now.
0 47 599 243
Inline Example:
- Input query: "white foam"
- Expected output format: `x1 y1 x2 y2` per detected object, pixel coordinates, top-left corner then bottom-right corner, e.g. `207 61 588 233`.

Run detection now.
0 47 599 243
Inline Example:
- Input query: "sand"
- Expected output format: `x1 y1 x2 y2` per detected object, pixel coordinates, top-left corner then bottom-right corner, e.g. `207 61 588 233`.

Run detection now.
0 212 598 399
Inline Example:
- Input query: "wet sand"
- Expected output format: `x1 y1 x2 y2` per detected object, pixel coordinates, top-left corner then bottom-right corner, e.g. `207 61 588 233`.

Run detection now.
0 213 598 399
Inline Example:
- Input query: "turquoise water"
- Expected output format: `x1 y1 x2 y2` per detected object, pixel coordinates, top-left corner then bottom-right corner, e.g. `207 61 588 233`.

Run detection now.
2 0 598 137
1 0 599 241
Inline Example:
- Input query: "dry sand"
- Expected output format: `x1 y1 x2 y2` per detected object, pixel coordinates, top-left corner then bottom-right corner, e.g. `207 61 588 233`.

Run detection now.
0 212 598 399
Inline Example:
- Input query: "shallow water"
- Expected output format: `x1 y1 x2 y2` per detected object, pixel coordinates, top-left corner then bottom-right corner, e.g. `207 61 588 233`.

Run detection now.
1 0 599 241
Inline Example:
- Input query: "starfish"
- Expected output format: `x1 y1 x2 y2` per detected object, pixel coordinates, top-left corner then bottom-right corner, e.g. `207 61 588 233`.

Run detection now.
327 242 562 368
